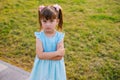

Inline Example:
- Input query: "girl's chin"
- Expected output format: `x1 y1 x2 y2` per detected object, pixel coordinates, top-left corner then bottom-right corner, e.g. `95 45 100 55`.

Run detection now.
45 29 55 33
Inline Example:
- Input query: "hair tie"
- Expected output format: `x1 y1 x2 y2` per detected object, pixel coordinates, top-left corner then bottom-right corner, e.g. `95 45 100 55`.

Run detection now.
39 5 45 11
53 4 62 11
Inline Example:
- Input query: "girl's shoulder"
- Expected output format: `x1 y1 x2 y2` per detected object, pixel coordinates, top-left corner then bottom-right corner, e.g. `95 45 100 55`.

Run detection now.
56 31 65 36
56 31 65 43
34 31 43 35
34 31 44 40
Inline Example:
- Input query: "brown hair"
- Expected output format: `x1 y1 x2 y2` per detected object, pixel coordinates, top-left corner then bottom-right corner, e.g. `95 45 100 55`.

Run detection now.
38 5 63 31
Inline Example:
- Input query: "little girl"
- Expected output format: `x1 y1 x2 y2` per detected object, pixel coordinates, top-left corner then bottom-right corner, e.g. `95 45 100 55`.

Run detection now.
29 4 67 80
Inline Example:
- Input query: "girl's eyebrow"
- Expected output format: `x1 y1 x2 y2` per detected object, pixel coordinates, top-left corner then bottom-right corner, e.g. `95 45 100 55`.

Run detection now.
42 18 56 21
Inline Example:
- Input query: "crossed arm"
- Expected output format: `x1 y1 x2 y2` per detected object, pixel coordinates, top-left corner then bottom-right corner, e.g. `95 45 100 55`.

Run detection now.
36 38 65 60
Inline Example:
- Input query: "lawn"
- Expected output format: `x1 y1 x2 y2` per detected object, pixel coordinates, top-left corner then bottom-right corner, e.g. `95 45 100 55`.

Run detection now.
0 0 120 80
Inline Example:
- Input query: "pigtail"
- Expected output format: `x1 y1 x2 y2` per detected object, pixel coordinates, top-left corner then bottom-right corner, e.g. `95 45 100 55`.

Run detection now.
58 9 63 31
53 4 63 31
38 10 42 31
38 5 45 31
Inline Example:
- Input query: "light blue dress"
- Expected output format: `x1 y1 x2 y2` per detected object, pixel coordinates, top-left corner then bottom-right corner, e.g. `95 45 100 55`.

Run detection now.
29 31 67 80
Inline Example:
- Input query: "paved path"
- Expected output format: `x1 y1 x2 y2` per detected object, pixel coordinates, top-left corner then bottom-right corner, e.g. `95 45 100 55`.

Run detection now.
0 60 30 80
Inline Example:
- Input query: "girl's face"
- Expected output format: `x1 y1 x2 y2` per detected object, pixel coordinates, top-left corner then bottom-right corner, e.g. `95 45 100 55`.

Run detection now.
41 18 58 33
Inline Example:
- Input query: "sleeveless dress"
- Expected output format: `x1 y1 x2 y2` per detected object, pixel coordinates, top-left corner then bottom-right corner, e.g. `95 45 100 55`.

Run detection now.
29 31 67 80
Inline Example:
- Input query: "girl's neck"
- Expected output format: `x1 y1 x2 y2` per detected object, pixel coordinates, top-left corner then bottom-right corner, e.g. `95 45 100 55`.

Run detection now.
44 30 56 37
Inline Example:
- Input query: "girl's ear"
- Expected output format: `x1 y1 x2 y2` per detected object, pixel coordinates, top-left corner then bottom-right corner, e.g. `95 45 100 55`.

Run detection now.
57 19 59 24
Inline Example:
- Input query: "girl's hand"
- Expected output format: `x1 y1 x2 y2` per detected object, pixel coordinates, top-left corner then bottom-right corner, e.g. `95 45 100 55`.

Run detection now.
51 56 63 60
57 48 65 56
56 39 65 57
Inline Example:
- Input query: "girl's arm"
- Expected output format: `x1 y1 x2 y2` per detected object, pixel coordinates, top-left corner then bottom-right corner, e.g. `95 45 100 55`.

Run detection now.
36 38 64 60
50 39 65 60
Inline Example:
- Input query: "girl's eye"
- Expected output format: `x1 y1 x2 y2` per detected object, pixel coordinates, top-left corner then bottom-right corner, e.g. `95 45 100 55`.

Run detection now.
50 20 54 22
43 20 47 22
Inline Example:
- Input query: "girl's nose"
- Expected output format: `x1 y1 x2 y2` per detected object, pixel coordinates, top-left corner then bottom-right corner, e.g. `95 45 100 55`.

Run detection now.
46 22 51 26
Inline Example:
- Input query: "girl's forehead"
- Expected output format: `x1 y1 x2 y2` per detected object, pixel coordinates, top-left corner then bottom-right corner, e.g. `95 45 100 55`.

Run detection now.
40 15 57 20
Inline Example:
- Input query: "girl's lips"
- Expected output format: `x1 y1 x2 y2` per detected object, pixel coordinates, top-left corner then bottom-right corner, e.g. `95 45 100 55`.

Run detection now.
46 28 51 29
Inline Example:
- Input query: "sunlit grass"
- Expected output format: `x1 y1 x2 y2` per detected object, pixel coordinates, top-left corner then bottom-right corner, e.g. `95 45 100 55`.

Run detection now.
0 0 120 79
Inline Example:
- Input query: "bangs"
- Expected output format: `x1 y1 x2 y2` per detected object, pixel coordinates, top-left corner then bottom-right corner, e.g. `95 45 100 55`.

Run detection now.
40 7 57 20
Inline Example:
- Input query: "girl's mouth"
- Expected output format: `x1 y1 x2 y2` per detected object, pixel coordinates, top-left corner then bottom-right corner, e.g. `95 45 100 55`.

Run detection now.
46 28 51 29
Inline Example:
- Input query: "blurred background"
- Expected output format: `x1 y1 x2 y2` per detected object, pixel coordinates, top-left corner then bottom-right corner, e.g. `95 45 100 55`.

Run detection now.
0 0 120 80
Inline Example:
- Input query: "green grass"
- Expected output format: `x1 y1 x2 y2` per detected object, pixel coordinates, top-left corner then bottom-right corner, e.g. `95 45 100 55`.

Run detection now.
0 0 120 80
